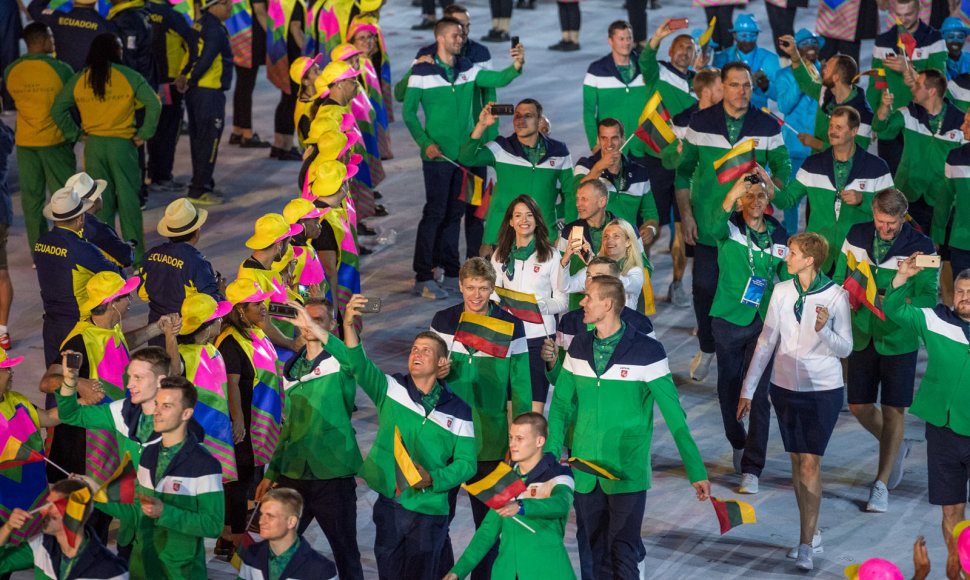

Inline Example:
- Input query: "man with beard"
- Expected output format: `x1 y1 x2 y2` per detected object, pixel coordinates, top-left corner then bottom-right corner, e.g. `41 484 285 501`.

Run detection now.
885 256 970 580
0 479 129 578
778 34 874 152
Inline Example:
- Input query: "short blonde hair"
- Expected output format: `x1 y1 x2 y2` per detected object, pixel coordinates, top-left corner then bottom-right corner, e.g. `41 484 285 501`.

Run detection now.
789 232 828 272
263 487 304 520
458 256 496 285
600 219 643 275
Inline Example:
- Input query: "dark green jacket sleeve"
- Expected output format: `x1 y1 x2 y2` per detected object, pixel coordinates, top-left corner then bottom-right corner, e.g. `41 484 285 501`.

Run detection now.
475 65 521 89
544 367 576 457
327 337 389 409
651 374 707 483
394 68 412 103
457 135 497 167
156 487 224 538
792 63 823 101
55 390 114 430
872 109 904 140
451 509 502 578
674 139 699 190
772 177 807 210
0 542 32 574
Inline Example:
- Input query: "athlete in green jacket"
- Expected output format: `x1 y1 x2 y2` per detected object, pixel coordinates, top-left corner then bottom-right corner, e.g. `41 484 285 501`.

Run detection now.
886 254 970 561
311 294 476 579
446 414 576 580
543 275 709 578
97 377 224 580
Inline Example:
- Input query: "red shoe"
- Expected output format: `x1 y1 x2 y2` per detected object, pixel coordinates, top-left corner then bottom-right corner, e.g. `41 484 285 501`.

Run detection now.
0 334 12 350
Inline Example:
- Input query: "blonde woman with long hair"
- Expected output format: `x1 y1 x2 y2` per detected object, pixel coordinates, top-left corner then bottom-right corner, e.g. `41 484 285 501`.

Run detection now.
562 218 647 311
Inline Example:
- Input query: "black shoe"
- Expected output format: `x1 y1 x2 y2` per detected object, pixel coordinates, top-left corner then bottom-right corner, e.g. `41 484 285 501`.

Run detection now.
516 0 526 6
214 537 234 557
373 190 383 200
358 222 377 236
548 40 580 51
373 204 389 217
359 245 374 255
228 133 242 145
270 146 302 161
481 29 509 43
411 18 435 30
239 133 272 148
522 0 536 8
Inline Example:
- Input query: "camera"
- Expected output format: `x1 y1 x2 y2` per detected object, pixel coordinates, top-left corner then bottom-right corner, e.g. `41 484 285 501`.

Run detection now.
744 174 763 184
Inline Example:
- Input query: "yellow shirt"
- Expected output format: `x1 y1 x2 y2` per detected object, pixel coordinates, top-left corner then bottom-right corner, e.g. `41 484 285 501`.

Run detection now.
2 53 75 147
52 63 161 141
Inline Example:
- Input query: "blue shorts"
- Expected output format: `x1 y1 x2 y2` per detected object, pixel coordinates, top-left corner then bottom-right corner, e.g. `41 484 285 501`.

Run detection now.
771 384 843 456
846 341 917 407
925 422 970 506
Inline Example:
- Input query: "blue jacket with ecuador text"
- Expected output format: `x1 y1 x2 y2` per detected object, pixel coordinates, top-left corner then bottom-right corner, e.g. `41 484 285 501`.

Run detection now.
140 240 223 322
34 225 119 322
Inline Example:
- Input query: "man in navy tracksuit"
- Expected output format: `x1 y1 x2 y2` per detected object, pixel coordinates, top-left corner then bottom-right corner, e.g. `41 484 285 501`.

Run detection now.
147 0 196 191
27 0 119 72
237 488 338 580
181 0 232 205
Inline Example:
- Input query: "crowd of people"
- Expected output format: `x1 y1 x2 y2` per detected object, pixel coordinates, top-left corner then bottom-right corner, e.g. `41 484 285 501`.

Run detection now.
1 0 970 578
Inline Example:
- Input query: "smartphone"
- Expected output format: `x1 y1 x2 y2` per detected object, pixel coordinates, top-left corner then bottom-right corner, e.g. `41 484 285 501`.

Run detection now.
569 226 585 242
669 18 688 30
491 104 514 115
359 297 382 314
65 352 82 370
268 302 298 319
779 39 791 48
511 35 519 49
914 254 941 268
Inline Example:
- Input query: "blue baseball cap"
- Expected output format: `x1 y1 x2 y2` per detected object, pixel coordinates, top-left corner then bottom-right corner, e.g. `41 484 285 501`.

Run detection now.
941 17 970 36
794 28 825 48
730 14 760 33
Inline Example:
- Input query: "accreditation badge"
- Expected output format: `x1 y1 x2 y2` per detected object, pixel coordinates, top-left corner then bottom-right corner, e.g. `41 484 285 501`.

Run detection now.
740 276 768 308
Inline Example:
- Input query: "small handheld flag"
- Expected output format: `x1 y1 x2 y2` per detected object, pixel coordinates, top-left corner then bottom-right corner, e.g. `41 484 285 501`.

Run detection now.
0 437 44 470
54 487 91 548
760 107 799 134
495 287 544 325
93 451 136 504
894 15 916 58
710 496 756 534
454 312 515 358
567 457 620 480
698 17 716 48
843 253 886 320
713 139 757 185
855 69 888 90
229 506 264 570
633 92 677 155
462 462 527 509
394 426 423 494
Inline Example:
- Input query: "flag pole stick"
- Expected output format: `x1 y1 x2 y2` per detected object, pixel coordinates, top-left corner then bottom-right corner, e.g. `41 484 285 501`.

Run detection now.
29 502 52 515
620 132 637 153
43 456 71 478
512 516 536 533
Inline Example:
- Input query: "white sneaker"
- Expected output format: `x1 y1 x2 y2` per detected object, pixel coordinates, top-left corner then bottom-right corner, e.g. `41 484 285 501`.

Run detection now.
739 473 759 494
887 440 913 490
795 544 814 571
866 481 889 513
787 531 822 558
689 351 715 381
668 281 691 308
732 448 744 474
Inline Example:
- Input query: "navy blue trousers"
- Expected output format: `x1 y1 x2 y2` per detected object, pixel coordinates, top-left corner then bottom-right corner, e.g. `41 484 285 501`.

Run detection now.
574 483 647 580
185 87 225 197
372 494 449 580
414 160 465 281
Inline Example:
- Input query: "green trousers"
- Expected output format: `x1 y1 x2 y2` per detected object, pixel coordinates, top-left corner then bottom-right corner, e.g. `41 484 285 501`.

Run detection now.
16 142 76 253
84 135 144 265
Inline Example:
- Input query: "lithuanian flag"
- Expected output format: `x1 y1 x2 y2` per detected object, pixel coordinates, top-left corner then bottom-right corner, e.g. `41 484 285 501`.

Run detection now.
495 287 544 325
711 497 756 534
854 69 887 90
843 253 885 320
567 457 620 480
454 312 515 358
634 92 677 155
54 486 91 548
94 451 136 504
394 426 423 494
0 436 44 470
462 462 527 509
698 17 716 48
894 15 916 58
713 139 757 185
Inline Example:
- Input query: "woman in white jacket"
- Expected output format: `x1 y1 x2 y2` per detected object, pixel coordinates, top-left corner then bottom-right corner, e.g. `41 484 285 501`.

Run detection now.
560 218 646 312
491 195 568 412
738 232 852 573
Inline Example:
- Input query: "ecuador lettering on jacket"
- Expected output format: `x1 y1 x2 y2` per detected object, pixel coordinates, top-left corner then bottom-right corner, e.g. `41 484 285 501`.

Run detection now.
140 241 222 321
34 226 118 321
